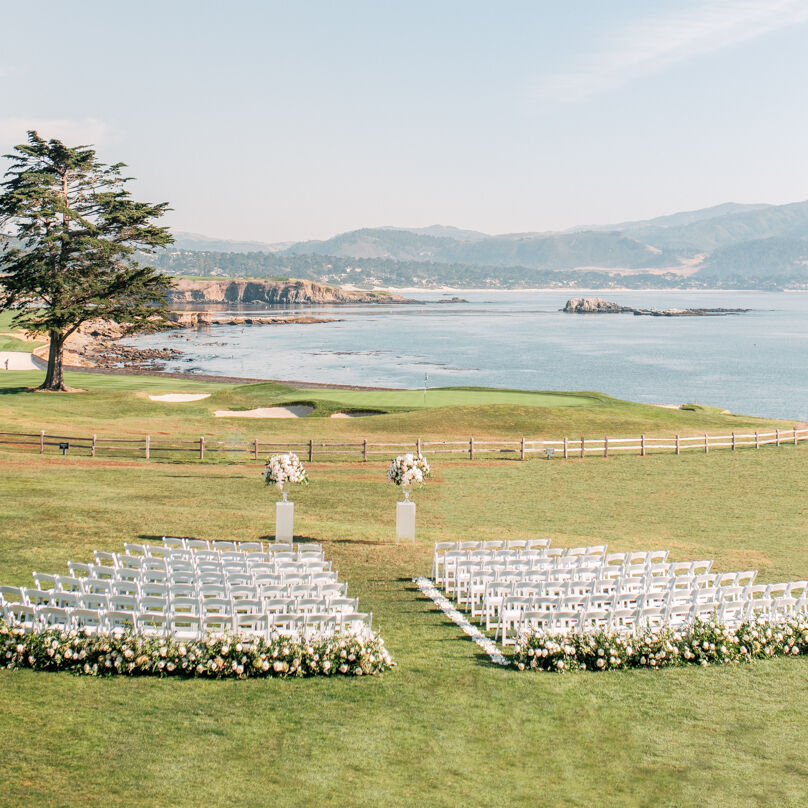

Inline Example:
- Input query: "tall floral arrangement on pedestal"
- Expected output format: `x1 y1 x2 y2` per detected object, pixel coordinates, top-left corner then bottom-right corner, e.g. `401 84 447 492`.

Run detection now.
263 453 308 494
387 453 431 493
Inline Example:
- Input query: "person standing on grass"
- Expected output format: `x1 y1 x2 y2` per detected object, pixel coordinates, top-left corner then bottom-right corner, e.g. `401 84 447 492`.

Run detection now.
4 359 7 370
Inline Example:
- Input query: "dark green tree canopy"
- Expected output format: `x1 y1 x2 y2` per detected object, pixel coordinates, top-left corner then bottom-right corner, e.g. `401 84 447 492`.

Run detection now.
0 131 174 389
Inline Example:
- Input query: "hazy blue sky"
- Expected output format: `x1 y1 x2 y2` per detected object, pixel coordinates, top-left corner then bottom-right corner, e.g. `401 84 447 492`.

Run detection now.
2 1 807 242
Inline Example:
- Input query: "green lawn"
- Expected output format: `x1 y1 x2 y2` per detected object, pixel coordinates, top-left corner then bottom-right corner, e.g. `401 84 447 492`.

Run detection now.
0 371 790 449
2 446 808 806
0 335 43 352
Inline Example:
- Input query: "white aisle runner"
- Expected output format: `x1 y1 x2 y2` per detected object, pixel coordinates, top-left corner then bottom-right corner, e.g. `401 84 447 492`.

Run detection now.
413 577 509 666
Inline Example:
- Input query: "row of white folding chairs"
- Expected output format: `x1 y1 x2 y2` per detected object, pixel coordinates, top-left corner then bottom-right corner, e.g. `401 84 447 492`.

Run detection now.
95 550 329 571
160 541 326 560
456 565 726 615
34 567 341 595
435 546 681 587
2 585 356 615
150 543 326 562
441 555 611 596
510 596 808 642
117 553 332 574
477 567 755 600
64 560 324 583
435 545 612 587
437 548 688 591
498 589 808 642
6 582 345 611
440 551 685 595
161 537 325 557
2 602 371 641
449 556 713 592
441 548 678 580
480 573 763 628
432 539 553 577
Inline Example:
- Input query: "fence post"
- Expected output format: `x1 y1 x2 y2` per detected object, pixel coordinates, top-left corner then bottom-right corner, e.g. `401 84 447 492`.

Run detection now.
363 439 368 462
308 439 314 463
253 439 258 460
580 437 585 459
731 432 735 451
40 430 45 454
604 436 608 458
776 429 780 447
91 434 97 458
795 428 799 445
199 436 205 460
469 437 474 460
755 431 759 449
704 433 709 454
641 434 646 457
417 437 422 455
520 436 526 461
563 436 568 460
675 434 680 455
145 435 150 460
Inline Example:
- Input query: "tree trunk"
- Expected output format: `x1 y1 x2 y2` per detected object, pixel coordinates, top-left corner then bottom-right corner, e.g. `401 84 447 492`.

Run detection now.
39 330 66 391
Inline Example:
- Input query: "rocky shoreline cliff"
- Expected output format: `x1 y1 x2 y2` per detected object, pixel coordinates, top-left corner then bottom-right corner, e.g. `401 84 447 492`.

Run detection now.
166 278 413 305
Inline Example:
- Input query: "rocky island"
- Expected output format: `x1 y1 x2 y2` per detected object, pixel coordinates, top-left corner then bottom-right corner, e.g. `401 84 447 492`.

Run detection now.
562 297 749 317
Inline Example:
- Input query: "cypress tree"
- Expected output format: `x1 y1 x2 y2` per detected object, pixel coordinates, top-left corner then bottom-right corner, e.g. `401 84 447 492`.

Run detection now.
0 131 173 390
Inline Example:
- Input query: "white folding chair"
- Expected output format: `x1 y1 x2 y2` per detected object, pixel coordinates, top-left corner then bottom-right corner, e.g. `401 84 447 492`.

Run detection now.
32 572 58 590
71 608 103 634
171 613 202 640
37 606 71 631
0 585 25 605
3 603 35 630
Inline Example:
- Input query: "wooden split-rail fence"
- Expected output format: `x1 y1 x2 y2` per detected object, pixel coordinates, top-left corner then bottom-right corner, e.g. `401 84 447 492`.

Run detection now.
0 427 805 463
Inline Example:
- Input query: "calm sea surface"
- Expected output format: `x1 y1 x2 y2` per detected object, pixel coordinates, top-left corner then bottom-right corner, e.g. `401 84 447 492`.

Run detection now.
126 290 808 420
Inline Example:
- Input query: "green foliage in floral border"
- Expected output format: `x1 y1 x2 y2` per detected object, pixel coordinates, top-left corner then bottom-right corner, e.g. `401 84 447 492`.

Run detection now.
0 620 394 678
513 618 808 672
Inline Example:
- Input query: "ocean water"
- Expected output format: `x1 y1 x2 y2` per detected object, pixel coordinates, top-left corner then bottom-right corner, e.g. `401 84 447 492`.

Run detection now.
125 290 808 420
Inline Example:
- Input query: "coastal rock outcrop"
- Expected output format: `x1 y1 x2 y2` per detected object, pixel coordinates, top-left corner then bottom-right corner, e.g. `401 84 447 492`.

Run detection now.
165 278 412 305
562 297 749 317
562 297 634 313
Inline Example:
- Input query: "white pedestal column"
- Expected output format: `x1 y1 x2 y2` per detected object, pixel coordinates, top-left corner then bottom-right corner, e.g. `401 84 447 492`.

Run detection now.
396 500 416 543
276 500 295 542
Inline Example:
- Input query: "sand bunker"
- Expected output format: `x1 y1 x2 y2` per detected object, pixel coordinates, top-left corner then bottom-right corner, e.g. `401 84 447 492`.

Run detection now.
330 411 383 419
0 351 39 370
149 393 211 402
214 405 314 419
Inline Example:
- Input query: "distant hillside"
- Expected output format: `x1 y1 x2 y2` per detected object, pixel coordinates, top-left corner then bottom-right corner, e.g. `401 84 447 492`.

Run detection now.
637 200 808 251
155 199 808 289
695 238 808 284
171 231 290 253
283 227 686 269
571 202 773 234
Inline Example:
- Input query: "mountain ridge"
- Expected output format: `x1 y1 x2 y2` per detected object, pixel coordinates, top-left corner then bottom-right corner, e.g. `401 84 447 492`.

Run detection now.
162 199 808 289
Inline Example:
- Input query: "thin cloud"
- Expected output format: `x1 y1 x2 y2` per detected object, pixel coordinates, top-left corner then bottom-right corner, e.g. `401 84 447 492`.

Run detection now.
535 0 808 102
0 117 110 152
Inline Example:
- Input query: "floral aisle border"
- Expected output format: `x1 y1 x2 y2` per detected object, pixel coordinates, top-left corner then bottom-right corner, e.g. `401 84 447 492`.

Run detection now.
0 620 394 678
413 577 508 666
513 617 808 672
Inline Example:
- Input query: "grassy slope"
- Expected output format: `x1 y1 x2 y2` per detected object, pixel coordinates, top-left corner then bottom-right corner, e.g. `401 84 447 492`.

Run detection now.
2 447 808 807
0 371 789 446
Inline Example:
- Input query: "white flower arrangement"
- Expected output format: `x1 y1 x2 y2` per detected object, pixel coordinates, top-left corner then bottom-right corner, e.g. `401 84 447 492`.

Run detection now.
511 616 808 673
387 453 431 488
263 453 308 491
0 619 395 679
